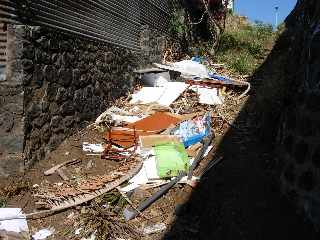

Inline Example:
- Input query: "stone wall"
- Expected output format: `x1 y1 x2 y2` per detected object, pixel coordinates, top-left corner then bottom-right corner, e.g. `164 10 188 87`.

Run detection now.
22 26 138 168
0 24 168 175
140 25 168 66
0 25 25 176
272 0 320 228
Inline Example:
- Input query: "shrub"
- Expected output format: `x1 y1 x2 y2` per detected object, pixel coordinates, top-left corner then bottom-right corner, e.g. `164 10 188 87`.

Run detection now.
229 53 255 74
215 19 274 74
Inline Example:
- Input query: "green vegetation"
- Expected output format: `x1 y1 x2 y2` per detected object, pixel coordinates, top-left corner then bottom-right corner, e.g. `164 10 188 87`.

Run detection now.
167 3 275 75
216 20 274 74
0 198 6 208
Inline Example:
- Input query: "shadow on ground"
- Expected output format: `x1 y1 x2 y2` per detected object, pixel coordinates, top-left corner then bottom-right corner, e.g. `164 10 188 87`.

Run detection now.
163 4 320 240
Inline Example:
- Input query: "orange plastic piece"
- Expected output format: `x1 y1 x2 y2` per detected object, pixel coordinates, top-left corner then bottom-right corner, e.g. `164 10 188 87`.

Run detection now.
105 112 181 148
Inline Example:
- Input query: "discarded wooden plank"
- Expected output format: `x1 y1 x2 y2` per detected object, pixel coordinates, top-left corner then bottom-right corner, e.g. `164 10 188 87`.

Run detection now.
56 169 69 181
44 159 80 176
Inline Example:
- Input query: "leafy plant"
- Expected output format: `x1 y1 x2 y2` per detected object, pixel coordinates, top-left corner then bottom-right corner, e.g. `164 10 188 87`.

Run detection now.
229 53 255 74
215 19 275 74
0 198 6 208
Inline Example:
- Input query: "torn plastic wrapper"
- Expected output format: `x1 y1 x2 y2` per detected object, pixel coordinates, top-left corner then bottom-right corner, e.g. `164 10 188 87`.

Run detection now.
154 60 210 79
119 146 213 193
95 106 143 131
171 112 211 148
154 143 189 178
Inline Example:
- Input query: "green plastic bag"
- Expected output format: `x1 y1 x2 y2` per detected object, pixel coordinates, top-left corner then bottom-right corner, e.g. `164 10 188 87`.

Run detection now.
154 143 189 178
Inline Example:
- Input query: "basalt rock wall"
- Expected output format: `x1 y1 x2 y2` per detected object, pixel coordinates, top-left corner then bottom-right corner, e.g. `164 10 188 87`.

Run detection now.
257 0 320 228
0 24 168 175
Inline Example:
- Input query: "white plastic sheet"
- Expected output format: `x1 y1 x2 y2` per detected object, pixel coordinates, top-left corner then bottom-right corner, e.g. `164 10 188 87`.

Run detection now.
154 60 210 79
130 82 187 107
32 228 54 240
95 106 143 128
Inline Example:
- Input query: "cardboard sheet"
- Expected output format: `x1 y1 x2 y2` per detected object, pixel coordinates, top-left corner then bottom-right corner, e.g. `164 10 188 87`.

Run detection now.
139 135 181 148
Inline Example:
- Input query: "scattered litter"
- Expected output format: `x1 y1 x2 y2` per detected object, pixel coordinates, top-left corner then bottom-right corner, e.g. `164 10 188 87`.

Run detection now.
95 106 143 131
188 133 214 180
26 52 248 227
154 60 209 79
171 113 211 147
140 71 170 87
0 208 28 233
130 82 188 107
191 86 223 105
120 144 212 193
105 112 181 148
134 67 167 74
155 143 189 178
186 142 203 157
124 172 186 221
127 112 181 132
32 159 143 216
143 223 166 235
32 228 54 240
82 143 104 153
139 135 181 148
75 228 82 235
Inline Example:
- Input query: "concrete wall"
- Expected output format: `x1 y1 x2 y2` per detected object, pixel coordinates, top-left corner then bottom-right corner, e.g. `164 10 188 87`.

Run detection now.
0 24 168 175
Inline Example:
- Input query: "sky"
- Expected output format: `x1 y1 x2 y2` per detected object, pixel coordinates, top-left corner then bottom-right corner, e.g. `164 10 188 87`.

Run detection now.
234 0 298 26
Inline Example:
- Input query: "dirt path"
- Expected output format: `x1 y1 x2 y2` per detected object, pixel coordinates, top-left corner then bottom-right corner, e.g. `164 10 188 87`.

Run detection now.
164 105 319 239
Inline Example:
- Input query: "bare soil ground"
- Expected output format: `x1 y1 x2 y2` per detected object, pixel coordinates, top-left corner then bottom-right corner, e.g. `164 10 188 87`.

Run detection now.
1 65 318 239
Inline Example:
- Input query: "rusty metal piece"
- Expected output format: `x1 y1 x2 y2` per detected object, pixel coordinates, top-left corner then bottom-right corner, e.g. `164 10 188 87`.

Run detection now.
102 127 138 160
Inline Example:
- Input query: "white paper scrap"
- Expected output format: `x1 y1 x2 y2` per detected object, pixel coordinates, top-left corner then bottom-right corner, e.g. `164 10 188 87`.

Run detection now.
143 223 167 235
82 143 104 153
32 228 54 240
120 156 159 192
0 208 28 233
191 87 223 105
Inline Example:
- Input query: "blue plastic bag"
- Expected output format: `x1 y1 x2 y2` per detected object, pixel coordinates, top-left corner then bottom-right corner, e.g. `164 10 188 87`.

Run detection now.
171 112 211 148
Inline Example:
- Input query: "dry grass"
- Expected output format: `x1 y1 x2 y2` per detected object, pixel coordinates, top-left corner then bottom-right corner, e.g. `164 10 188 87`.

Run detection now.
75 190 141 240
